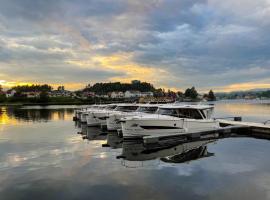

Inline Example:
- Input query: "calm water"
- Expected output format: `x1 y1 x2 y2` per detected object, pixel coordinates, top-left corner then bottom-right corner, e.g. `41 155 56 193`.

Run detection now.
0 101 270 200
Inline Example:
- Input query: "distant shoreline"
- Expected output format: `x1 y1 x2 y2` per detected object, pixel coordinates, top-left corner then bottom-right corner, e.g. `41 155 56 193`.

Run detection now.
0 102 93 106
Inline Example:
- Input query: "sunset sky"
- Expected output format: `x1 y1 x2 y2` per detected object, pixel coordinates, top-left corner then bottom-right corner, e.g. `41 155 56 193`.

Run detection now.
0 0 270 92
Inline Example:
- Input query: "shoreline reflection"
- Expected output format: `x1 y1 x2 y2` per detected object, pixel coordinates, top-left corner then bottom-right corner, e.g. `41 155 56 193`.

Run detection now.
0 106 74 123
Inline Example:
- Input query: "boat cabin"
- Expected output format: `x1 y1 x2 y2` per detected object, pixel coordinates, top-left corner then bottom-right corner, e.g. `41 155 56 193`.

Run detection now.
136 105 159 114
156 104 214 119
114 104 139 112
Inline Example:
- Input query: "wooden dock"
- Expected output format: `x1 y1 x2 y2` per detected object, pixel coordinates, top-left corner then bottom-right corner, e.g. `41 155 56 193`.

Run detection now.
218 119 270 139
133 119 270 146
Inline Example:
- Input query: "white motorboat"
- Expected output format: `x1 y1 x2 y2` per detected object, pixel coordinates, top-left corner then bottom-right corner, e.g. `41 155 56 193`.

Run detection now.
120 104 220 138
106 104 140 131
86 104 117 126
106 104 160 131
79 105 107 123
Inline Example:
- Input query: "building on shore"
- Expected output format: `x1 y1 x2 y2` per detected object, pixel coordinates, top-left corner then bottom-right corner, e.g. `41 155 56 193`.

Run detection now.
5 89 16 98
49 88 74 97
109 91 124 98
141 92 154 97
22 91 41 98
124 90 142 98
82 91 95 98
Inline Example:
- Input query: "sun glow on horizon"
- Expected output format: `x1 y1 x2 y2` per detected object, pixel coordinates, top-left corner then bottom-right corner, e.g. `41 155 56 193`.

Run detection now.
66 52 172 87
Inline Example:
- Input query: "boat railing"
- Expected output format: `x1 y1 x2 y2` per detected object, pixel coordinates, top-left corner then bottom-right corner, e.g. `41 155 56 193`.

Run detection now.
263 120 270 125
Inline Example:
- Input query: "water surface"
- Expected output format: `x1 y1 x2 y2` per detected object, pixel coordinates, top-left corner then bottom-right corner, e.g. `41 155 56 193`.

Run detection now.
0 101 270 200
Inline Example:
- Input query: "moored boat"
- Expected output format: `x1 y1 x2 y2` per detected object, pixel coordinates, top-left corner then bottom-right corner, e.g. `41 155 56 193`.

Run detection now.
120 104 220 138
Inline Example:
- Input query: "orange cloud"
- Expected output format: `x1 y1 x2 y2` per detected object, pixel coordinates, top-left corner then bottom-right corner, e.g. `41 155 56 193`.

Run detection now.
67 52 171 86
213 82 270 92
0 80 86 91
0 80 32 89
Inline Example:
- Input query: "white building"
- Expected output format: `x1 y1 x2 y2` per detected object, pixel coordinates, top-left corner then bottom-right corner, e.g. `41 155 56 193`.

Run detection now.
95 94 109 98
22 91 41 98
110 91 124 98
141 92 154 97
6 89 16 97
49 90 73 97
124 90 141 98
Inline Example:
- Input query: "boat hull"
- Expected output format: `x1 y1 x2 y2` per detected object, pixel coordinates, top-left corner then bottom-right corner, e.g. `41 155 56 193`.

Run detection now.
121 118 185 137
121 118 219 138
86 113 100 126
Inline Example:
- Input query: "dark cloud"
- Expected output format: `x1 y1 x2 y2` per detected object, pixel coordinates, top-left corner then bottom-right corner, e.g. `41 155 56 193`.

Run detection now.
0 0 269 90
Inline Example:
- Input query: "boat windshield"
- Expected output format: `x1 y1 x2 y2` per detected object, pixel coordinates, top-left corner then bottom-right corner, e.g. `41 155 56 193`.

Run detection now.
136 106 158 113
177 108 203 119
115 106 139 112
156 108 204 119
156 108 178 116
105 105 117 110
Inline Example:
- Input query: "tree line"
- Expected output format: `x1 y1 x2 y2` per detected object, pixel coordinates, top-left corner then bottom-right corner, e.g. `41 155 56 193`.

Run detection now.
83 82 156 94
0 82 217 103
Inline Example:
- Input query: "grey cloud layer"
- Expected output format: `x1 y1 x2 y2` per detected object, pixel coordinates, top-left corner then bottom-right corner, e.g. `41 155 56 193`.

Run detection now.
0 0 269 90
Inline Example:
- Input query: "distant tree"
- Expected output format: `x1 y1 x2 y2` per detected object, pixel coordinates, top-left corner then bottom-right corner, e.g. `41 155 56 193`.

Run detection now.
208 90 216 101
177 91 183 97
167 89 176 98
57 86 65 91
83 81 156 94
261 90 270 98
184 87 198 99
154 88 164 97
0 85 6 102
12 84 52 93
39 91 49 103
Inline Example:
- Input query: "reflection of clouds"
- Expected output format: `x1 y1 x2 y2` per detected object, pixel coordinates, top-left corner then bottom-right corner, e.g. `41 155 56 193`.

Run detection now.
254 173 270 199
158 164 195 176
0 138 100 171
66 135 83 144
203 162 256 175
1 104 270 199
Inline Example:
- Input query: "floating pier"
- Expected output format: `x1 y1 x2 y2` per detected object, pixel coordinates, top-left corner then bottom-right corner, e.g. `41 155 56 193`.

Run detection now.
218 119 270 139
131 118 270 146
142 125 247 147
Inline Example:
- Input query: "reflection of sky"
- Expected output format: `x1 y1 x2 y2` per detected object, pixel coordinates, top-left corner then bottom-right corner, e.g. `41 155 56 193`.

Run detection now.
0 103 270 199
213 100 270 122
0 106 81 125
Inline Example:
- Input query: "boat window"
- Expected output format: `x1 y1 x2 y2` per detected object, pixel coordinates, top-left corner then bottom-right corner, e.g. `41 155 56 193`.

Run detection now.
199 109 206 119
157 108 178 116
205 108 213 119
115 106 139 112
177 109 203 119
106 105 117 110
137 107 158 113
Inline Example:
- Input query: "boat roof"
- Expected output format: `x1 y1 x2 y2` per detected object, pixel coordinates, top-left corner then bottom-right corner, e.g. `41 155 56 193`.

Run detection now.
115 103 138 107
137 104 160 107
158 104 214 110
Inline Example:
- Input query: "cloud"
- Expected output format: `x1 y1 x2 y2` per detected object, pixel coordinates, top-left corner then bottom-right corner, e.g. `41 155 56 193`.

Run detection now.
0 0 269 91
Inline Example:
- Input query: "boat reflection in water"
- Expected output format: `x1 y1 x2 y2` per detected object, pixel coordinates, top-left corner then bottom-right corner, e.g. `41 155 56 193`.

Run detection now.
77 122 107 141
119 138 215 167
75 120 216 167
105 132 123 149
